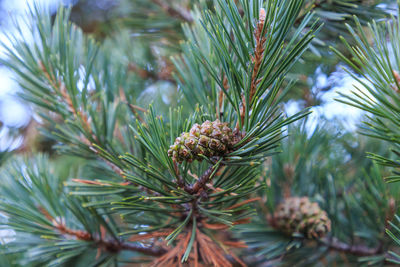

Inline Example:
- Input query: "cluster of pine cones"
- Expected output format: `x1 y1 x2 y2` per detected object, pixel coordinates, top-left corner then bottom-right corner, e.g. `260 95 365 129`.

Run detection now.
168 119 243 163
271 197 331 239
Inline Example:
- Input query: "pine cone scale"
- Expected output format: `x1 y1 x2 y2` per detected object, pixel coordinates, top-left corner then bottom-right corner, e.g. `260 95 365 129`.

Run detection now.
168 119 243 163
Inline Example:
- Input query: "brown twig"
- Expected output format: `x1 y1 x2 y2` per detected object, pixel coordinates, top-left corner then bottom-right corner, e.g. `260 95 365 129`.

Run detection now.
71 178 130 187
119 87 146 124
119 243 166 256
151 0 193 23
321 237 382 257
39 206 166 256
237 9 267 129
392 70 400 92
228 197 261 210
249 9 267 102
202 217 251 231
40 64 124 179
385 197 397 229
39 61 99 145
184 164 220 194
128 62 176 84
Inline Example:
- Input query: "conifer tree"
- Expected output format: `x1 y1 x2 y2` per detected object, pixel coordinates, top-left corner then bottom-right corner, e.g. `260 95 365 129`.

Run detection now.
0 1 399 266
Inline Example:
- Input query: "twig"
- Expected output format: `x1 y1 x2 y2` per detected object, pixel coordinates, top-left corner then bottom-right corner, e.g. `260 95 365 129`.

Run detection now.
41 63 125 180
119 87 146 124
71 178 130 187
40 61 99 144
320 237 397 265
249 8 267 102
238 9 266 129
321 237 381 256
185 164 219 194
128 230 173 242
120 243 166 256
227 197 261 210
151 0 193 23
128 63 176 84
39 206 166 256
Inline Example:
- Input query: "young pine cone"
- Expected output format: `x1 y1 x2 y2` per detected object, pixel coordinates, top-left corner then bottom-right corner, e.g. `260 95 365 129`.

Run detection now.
168 119 241 163
271 197 331 239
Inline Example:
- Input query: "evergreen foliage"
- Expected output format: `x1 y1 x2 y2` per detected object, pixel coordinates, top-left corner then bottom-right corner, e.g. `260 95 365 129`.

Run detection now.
0 0 399 266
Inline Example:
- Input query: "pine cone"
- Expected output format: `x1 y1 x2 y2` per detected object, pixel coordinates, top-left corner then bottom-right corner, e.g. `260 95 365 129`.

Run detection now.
168 119 242 163
271 197 331 239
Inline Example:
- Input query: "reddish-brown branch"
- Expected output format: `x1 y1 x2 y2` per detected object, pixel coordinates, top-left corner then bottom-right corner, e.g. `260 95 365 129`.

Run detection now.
184 164 219 194
55 221 93 241
392 70 400 92
202 218 251 231
126 104 145 123
57 223 167 256
249 9 267 102
72 179 112 186
39 61 76 117
39 207 166 256
228 197 261 210
321 237 382 257
71 178 130 187
128 230 173 242
128 62 176 84
238 9 267 129
39 60 100 146
151 0 193 23
39 62 130 179
223 240 247 248
385 197 396 229
119 87 146 124
120 243 166 256
202 221 230 230
85 143 125 177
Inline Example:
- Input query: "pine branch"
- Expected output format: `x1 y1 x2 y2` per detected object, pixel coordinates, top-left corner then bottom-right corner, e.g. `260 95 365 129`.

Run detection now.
0 2 327 266
151 0 193 23
250 9 267 103
42 206 167 256
119 87 146 124
128 62 176 84
238 8 266 129
120 243 167 256
184 163 220 194
321 237 382 256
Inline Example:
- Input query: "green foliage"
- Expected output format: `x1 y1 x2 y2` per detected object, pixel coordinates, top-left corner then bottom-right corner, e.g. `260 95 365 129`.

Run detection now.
387 215 400 264
291 0 390 103
0 1 318 265
331 2 400 264
235 122 399 266
175 0 317 120
0 0 398 266
304 0 388 54
332 6 400 181
0 155 131 266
